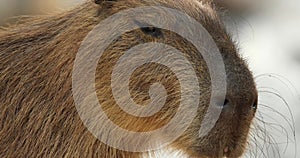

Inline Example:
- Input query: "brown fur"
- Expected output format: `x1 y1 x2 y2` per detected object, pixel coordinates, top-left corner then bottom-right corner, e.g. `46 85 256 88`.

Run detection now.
0 0 258 157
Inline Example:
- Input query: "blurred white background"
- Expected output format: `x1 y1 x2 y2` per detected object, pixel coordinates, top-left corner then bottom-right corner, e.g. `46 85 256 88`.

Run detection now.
1 0 299 157
0 0 82 24
224 0 300 157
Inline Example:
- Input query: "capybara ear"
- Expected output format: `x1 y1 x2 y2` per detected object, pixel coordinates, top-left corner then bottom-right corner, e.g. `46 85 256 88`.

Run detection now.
94 0 116 5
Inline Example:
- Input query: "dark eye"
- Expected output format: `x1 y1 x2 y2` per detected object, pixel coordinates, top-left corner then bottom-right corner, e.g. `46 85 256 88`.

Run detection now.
140 27 163 38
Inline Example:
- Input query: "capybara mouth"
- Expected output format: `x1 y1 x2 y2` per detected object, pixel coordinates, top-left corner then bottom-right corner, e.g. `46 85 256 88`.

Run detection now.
190 143 243 158
183 100 255 158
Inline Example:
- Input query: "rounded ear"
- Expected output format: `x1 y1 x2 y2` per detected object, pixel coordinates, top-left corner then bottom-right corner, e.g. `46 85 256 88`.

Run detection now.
94 0 116 5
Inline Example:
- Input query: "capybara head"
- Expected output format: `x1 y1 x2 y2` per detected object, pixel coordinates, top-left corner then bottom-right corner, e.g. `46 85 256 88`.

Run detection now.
0 0 258 158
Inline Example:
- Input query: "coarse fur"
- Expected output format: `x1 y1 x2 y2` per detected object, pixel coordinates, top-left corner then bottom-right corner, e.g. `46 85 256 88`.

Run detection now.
0 0 258 157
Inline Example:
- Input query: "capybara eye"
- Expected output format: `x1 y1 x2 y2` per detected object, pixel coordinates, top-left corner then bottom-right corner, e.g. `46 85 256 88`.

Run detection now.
140 27 163 38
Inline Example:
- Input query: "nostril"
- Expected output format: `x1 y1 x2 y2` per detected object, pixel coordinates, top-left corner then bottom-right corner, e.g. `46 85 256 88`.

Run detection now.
223 99 229 107
252 99 258 110
213 97 231 109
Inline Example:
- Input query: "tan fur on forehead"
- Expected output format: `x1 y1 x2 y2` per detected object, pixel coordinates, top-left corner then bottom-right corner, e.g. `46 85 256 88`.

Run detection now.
97 0 224 40
102 0 219 19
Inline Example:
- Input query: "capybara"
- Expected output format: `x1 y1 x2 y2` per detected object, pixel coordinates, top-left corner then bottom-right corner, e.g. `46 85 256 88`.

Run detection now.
0 0 258 157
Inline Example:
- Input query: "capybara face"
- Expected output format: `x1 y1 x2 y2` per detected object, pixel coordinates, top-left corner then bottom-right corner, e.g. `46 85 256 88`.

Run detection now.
0 0 258 158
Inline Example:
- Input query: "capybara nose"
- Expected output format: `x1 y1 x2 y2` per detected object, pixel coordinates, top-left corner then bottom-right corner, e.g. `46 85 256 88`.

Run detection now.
213 91 258 114
219 92 257 114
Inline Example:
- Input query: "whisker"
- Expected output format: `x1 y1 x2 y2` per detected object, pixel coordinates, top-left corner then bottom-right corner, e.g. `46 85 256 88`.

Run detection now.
258 90 296 137
255 73 300 98
249 73 298 158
